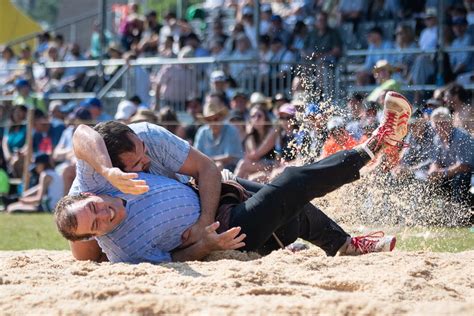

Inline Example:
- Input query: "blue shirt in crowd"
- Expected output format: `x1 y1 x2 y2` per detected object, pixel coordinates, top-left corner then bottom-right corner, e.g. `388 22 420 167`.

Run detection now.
432 127 474 168
194 123 244 169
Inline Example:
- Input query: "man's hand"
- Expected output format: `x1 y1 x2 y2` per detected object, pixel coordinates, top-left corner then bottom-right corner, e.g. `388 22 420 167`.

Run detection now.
181 220 208 247
200 222 246 252
103 167 149 195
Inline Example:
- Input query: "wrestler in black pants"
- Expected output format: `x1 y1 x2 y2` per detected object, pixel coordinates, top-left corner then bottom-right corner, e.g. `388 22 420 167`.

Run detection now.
232 150 369 256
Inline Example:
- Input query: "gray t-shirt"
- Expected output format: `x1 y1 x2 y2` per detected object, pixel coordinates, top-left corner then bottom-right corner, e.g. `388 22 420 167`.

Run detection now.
432 127 474 168
69 122 191 195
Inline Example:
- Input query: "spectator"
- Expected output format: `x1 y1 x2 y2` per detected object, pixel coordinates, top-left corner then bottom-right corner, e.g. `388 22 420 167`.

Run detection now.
124 52 151 105
338 0 365 26
2 105 27 177
158 35 176 58
159 12 181 46
209 39 228 60
449 16 473 76
32 109 65 156
4 153 63 213
208 20 229 48
120 12 145 51
194 101 244 171
303 12 342 64
34 32 50 59
183 96 203 145
235 104 277 179
53 34 67 60
443 83 474 134
288 20 308 54
13 79 47 113
395 110 436 180
53 107 92 195
158 106 185 138
241 5 258 48
154 46 198 110
357 27 394 85
392 24 418 82
82 97 112 122
268 15 291 46
268 37 296 93
184 33 210 57
130 109 159 125
428 107 474 205
230 89 249 119
345 93 366 140
89 21 113 59
259 3 273 35
136 10 162 56
228 34 258 81
320 116 359 158
227 109 247 142
17 44 33 65
419 7 438 50
210 70 232 101
367 60 402 102
114 99 137 123
0 45 18 87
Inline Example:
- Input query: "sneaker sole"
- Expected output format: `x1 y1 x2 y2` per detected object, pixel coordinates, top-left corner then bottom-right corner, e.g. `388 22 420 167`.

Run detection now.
386 91 413 113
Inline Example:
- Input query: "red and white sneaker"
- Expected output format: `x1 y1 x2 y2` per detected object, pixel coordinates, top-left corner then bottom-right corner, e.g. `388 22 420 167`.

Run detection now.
359 92 412 158
340 231 396 255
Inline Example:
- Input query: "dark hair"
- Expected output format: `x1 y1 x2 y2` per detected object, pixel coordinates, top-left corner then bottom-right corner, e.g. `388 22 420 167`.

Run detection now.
93 121 137 170
368 26 383 36
247 104 272 144
350 92 365 103
54 193 93 241
445 83 470 104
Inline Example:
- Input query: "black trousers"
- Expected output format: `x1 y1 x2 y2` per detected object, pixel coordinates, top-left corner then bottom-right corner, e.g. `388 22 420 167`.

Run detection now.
232 150 368 256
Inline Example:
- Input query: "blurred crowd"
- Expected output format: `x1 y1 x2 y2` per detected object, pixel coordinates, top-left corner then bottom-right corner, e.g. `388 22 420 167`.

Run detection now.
0 0 473 217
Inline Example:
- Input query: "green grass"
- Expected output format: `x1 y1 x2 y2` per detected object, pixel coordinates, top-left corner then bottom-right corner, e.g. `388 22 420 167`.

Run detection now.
0 213 68 250
0 213 473 252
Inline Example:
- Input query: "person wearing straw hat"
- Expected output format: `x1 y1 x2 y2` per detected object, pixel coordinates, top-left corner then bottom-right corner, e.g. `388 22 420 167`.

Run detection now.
194 101 244 171
367 60 401 103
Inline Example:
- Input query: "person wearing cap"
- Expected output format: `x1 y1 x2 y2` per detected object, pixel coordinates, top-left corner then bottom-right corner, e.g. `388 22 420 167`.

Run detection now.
194 101 244 171
230 89 249 119
268 15 291 47
303 12 342 63
157 106 185 138
427 107 474 205
419 7 438 51
114 100 137 123
260 3 273 35
320 116 358 159
449 16 473 75
227 109 247 142
4 153 63 213
367 60 401 103
210 70 232 103
13 79 47 114
83 98 112 123
240 5 258 49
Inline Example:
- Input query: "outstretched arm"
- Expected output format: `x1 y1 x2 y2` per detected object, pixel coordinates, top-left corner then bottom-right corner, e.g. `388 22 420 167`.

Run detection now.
172 222 246 262
179 148 222 247
72 124 148 195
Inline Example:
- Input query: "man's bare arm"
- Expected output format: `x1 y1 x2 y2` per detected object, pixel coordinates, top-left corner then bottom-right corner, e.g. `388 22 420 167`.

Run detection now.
72 124 148 194
69 240 108 262
179 148 222 246
172 222 245 262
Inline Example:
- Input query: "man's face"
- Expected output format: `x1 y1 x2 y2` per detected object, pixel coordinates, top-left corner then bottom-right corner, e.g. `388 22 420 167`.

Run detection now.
432 118 453 138
72 195 126 237
230 96 248 112
118 134 151 172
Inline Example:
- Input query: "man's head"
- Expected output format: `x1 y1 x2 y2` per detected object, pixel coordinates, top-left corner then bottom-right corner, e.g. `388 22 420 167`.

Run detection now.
315 12 328 31
431 107 453 139
367 27 383 45
93 121 151 172
55 193 126 241
83 98 103 119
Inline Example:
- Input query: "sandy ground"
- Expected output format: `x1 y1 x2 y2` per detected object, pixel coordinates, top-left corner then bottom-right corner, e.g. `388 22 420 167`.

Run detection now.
0 248 473 315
